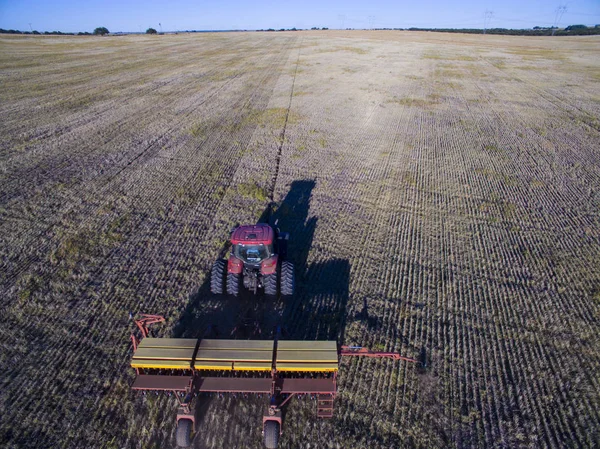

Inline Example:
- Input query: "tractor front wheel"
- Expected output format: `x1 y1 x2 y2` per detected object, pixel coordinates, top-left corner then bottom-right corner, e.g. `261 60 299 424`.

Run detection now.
227 273 241 297
176 419 193 448
210 260 226 295
280 261 294 298
263 420 280 449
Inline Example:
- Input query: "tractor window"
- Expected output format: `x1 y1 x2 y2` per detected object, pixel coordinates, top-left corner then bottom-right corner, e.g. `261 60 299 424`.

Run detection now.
234 244 272 263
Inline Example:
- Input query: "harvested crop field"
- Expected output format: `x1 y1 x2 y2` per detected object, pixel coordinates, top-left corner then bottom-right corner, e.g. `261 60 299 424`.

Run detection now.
1 30 599 448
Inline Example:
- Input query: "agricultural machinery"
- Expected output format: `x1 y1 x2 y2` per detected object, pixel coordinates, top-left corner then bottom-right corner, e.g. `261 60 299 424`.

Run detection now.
210 223 294 299
129 314 417 448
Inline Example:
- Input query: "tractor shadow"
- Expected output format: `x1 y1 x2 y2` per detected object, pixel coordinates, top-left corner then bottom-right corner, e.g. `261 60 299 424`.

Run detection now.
261 180 350 343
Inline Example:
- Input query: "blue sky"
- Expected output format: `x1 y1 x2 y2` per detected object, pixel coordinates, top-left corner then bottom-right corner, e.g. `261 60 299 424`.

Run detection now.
0 0 598 33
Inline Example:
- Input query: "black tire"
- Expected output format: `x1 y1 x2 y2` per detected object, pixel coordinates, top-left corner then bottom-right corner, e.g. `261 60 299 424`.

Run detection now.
263 420 280 449
263 273 278 299
210 260 226 295
227 273 241 297
280 261 294 298
176 419 192 448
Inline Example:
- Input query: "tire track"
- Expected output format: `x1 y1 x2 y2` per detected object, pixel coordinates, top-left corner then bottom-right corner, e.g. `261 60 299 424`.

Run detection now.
268 38 303 202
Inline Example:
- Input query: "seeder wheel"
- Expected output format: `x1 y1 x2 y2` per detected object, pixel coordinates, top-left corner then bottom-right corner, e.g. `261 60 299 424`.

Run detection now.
263 420 280 449
176 418 192 448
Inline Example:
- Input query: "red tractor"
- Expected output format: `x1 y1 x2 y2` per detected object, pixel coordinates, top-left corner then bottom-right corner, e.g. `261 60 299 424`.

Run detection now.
211 223 295 299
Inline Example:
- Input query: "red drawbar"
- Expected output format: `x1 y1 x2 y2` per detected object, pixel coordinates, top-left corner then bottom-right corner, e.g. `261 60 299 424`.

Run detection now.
228 256 243 274
260 255 278 275
230 224 274 245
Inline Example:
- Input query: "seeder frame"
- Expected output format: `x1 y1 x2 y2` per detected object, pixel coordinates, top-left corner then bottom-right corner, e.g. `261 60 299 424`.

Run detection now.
129 315 416 447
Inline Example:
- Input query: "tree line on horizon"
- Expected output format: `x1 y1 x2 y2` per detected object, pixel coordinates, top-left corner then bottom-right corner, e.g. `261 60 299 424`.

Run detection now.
1 24 599 37
405 24 600 36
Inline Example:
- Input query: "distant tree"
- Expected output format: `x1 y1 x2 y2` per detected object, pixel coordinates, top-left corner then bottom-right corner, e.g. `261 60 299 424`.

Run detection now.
311 27 318 30
565 24 587 31
322 27 329 30
93 27 109 36
146 28 157 34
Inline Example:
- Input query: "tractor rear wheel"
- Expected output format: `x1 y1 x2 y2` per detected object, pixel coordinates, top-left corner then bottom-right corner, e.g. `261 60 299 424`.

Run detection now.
210 260 226 295
176 419 192 448
280 261 294 298
263 273 278 299
263 420 280 449
227 273 241 297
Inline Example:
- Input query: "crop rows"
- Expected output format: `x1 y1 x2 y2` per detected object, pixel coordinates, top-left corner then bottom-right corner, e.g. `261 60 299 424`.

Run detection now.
0 32 599 448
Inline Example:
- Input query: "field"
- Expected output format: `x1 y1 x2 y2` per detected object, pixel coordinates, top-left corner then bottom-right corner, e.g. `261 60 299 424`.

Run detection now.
1 30 599 449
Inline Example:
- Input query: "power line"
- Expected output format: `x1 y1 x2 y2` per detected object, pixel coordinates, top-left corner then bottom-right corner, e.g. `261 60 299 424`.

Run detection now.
552 5 567 35
338 14 345 30
368 15 375 29
483 10 494 34
567 11 600 17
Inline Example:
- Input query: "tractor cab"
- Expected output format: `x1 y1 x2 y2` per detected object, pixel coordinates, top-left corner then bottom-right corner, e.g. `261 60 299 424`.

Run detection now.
234 243 273 264
211 223 294 299
231 225 275 266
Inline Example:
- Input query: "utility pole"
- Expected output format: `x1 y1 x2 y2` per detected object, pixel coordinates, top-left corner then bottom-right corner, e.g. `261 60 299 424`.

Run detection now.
483 10 493 34
159 22 162 33
368 15 375 30
338 14 346 30
28 23 33 32
552 5 567 36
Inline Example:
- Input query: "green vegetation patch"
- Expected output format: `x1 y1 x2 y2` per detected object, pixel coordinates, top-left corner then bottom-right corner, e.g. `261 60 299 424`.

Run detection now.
189 122 207 138
207 69 243 82
336 46 368 55
483 143 502 155
50 215 129 267
402 171 417 186
422 51 442 60
237 182 269 201
453 55 477 61
386 94 441 107
18 274 42 302
424 51 476 62
435 67 464 79
242 107 297 129
506 48 566 61
191 107 299 139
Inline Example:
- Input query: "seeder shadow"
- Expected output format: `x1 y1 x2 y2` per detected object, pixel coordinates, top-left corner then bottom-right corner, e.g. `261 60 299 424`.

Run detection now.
278 258 351 342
